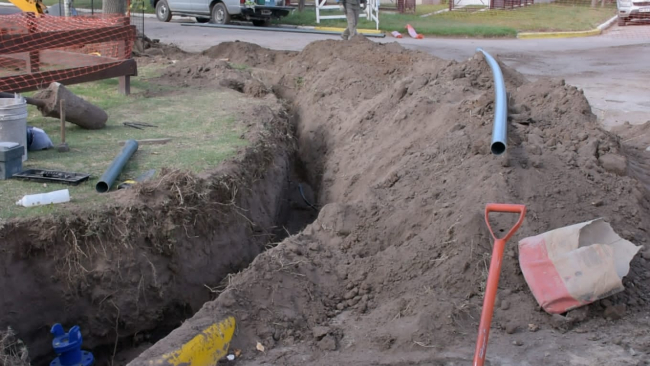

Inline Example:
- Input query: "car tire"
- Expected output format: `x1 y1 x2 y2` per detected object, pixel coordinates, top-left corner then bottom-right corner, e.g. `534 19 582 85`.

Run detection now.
155 0 172 22
252 19 271 26
195 17 211 23
617 16 626 26
211 2 230 24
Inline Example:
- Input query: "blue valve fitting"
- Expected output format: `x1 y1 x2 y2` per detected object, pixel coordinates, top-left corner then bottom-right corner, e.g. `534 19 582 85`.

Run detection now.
50 324 95 366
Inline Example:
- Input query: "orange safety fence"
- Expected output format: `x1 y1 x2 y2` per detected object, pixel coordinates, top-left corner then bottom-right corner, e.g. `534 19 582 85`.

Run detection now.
0 12 136 92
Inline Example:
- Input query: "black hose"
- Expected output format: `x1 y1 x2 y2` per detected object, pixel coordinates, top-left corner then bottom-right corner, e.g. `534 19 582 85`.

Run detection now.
298 183 318 211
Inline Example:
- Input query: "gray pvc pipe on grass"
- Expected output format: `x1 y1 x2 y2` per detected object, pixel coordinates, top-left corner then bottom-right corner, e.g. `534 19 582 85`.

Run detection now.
96 139 139 193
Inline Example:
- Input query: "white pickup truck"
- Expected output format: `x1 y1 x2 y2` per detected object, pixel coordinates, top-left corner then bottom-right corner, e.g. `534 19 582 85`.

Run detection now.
151 0 294 26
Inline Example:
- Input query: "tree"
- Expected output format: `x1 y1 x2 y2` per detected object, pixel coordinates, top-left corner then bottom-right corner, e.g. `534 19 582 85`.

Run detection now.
103 0 126 14
298 0 305 12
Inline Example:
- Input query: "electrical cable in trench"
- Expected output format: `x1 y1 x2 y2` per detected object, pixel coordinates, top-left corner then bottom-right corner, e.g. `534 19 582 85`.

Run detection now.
298 183 319 211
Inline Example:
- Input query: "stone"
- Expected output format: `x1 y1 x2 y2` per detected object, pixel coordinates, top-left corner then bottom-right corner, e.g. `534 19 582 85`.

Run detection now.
312 326 330 340
500 300 511 311
599 154 627 176
567 307 589 323
318 334 338 351
344 288 359 300
505 323 518 334
604 304 626 320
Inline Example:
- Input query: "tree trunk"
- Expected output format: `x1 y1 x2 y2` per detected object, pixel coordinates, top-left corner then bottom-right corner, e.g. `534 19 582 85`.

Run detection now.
298 0 305 12
590 0 598 7
103 0 126 14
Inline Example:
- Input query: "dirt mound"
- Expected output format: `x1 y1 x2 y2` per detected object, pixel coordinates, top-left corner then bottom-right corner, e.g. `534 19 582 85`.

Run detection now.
130 38 650 365
202 41 295 68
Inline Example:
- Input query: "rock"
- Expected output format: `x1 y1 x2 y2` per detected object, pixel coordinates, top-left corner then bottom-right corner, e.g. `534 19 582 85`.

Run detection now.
528 323 539 332
344 288 359 300
531 157 543 168
512 340 524 346
359 301 368 313
528 133 544 146
505 323 518 334
318 334 337 351
604 304 626 320
312 326 330 340
592 200 604 207
550 314 571 332
336 303 346 311
500 300 511 311
599 154 627 176
601 299 613 308
567 307 589 323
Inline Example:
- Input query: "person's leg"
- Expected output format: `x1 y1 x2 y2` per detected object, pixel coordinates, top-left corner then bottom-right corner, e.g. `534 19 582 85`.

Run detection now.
346 1 359 39
351 4 359 38
341 1 350 39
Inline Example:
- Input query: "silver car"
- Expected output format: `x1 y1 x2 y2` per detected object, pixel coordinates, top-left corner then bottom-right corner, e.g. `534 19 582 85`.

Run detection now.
151 0 294 26
617 0 650 26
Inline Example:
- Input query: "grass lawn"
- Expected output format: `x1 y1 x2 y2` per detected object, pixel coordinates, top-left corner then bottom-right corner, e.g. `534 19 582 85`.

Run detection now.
278 3 615 36
0 64 255 219
439 3 616 32
276 7 517 37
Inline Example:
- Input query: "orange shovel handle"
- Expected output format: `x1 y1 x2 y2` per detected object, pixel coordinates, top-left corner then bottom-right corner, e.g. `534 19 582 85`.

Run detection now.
473 203 526 366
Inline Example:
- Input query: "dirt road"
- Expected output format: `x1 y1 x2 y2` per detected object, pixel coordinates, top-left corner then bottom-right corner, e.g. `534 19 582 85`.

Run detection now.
144 17 650 131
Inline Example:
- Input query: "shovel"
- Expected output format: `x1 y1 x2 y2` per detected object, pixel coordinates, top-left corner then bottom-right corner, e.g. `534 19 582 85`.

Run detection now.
473 203 526 366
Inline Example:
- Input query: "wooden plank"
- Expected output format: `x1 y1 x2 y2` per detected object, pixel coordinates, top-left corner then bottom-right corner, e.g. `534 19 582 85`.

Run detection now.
0 58 137 93
40 50 122 67
0 25 135 54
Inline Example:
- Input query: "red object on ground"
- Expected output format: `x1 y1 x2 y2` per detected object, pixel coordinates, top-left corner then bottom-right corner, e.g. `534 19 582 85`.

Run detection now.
473 204 526 366
391 31 403 38
406 24 423 39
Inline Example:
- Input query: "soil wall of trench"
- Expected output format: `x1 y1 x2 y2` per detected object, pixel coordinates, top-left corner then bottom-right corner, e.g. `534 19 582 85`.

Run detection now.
0 102 307 365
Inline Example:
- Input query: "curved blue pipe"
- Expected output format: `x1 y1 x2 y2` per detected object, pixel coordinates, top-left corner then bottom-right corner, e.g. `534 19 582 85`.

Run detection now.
476 48 508 156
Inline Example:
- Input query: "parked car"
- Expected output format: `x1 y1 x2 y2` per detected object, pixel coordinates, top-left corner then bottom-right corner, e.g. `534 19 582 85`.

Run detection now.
616 0 650 26
151 0 294 26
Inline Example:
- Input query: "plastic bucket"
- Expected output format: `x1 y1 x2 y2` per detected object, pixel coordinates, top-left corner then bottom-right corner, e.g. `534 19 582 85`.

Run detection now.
0 94 28 162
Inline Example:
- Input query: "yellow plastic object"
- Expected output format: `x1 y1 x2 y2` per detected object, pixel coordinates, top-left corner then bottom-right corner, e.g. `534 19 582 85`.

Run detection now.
150 317 236 366
8 0 46 15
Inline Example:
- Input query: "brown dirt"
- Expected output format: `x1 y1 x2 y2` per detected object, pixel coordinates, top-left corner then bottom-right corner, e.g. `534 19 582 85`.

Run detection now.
129 37 650 366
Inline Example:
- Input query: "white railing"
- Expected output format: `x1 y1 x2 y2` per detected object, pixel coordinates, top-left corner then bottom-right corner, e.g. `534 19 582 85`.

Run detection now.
315 0 379 30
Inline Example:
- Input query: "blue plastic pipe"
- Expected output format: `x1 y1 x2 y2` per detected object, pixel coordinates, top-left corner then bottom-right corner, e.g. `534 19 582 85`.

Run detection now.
476 48 508 156
96 139 139 193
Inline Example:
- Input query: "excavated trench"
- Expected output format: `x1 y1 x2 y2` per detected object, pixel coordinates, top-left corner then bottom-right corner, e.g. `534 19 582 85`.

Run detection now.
0 103 321 366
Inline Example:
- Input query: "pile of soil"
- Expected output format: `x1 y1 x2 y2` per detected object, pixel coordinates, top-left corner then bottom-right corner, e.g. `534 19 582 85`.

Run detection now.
131 37 650 366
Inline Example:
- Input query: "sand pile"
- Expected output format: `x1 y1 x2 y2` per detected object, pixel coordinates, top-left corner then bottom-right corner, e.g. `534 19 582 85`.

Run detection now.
132 37 650 366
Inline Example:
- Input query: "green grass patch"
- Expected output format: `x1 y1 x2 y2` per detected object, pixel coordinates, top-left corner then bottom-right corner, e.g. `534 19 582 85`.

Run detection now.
1 64 254 219
439 4 616 32
277 3 614 36
276 8 516 37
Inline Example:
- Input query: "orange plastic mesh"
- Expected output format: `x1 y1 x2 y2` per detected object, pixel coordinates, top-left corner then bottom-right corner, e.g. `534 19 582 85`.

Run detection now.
0 13 135 92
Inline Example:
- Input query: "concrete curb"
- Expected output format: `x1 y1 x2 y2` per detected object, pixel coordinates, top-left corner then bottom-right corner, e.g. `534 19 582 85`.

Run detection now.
310 26 382 34
517 14 618 39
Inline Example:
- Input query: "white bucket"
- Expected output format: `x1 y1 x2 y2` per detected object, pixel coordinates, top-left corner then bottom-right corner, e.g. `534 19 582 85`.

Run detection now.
0 94 28 162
